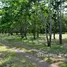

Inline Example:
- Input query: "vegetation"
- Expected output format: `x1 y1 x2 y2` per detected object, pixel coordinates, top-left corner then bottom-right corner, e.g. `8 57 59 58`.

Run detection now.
0 43 37 67
0 0 67 46
0 0 67 67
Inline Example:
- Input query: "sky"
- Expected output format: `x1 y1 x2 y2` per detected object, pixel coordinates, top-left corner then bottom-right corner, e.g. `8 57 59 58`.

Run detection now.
0 2 5 8
0 1 67 14
0 2 2 8
63 2 67 14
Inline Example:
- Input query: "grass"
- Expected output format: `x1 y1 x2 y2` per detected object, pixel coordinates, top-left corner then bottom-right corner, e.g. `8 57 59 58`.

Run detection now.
0 52 37 67
0 34 67 54
0 45 9 52
59 63 67 67
0 33 67 66
0 43 37 67
0 53 37 67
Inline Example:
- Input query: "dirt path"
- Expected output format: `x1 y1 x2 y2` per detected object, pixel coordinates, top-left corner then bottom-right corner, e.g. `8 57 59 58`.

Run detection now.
10 48 50 67
0 40 51 67
0 40 60 67
50 63 59 67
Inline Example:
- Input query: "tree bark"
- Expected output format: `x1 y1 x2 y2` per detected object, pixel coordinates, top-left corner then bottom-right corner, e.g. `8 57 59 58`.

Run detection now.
53 33 55 40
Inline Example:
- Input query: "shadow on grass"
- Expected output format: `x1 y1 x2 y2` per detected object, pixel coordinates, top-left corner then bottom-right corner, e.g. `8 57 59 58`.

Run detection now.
0 51 37 67
1 37 67 55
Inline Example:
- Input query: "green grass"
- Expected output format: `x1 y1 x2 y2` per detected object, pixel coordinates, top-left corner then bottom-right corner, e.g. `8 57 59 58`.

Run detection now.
60 63 67 67
0 34 67 54
0 43 37 67
0 34 67 66
0 45 9 52
0 52 37 67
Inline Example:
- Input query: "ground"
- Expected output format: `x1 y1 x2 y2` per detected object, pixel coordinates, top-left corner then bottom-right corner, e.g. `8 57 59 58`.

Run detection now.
0 33 67 67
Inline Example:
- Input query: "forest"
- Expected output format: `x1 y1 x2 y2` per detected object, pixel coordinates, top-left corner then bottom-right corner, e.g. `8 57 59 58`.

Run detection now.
0 0 67 67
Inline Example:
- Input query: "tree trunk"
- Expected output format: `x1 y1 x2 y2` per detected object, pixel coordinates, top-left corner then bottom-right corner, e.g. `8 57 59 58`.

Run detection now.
58 3 62 44
59 17 62 44
37 31 39 38
24 30 27 39
32 28 36 39
16 32 19 35
47 40 51 47
53 33 55 40
20 28 24 38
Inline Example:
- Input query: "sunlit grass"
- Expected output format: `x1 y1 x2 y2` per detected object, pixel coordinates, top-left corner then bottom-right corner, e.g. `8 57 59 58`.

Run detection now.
0 45 37 67
0 43 9 52
0 46 9 52
59 63 67 67
0 34 67 54
0 52 37 67
0 34 67 67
